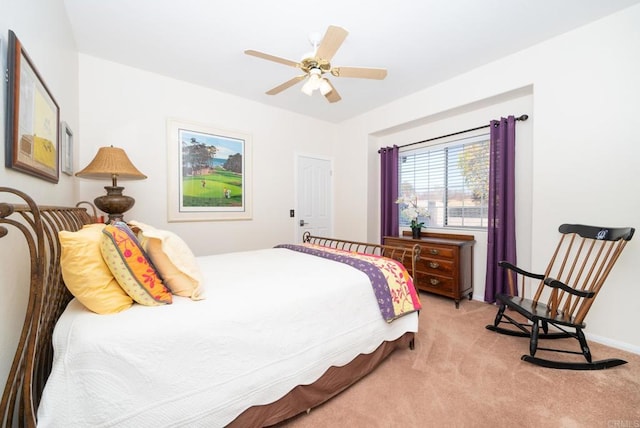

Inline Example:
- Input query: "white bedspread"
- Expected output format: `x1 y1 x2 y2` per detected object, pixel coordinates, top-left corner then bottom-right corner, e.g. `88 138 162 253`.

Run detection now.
38 248 418 427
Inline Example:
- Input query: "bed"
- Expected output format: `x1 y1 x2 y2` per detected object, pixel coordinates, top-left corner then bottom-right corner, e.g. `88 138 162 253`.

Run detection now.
0 187 421 427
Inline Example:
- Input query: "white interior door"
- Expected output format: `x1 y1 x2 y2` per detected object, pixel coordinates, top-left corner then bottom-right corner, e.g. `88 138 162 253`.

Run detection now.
296 155 332 242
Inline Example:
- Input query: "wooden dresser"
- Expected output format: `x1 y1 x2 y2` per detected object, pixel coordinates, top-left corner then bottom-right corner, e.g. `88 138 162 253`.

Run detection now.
384 232 475 308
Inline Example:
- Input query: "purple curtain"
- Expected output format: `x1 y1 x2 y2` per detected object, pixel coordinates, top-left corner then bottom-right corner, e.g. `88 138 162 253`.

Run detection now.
484 116 517 302
380 146 399 243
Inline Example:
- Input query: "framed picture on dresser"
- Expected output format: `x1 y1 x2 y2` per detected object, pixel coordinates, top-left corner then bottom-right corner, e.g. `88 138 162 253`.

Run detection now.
5 30 60 183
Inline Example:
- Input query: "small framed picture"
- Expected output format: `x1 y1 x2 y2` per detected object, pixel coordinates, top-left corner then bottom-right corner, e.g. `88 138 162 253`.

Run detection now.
60 122 73 175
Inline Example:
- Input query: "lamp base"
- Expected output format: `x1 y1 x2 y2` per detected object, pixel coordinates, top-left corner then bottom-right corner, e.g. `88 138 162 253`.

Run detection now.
94 186 135 224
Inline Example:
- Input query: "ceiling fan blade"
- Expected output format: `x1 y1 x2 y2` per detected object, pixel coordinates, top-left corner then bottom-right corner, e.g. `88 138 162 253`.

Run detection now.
245 50 300 68
331 66 387 79
266 75 306 95
323 80 342 103
315 26 348 62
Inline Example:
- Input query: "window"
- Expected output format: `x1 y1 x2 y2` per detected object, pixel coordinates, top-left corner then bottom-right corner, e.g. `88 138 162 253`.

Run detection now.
398 133 489 229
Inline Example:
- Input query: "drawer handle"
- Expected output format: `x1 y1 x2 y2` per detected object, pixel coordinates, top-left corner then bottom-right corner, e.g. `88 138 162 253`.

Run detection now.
429 249 439 255
428 262 440 269
430 278 440 286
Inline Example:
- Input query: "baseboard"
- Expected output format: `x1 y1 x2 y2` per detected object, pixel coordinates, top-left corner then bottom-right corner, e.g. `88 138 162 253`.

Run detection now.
586 333 640 356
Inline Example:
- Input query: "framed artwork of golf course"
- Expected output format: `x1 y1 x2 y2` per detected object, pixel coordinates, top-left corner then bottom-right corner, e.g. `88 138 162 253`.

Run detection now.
167 119 252 222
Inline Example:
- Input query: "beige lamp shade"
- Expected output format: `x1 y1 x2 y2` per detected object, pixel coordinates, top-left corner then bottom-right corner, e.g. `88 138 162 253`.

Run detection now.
75 146 147 181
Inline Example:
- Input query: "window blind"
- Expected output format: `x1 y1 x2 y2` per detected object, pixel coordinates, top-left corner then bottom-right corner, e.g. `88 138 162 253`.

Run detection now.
399 133 489 228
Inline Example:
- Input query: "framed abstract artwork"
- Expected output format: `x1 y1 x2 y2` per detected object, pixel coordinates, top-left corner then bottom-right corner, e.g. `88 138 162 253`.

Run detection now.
167 119 252 222
5 30 60 183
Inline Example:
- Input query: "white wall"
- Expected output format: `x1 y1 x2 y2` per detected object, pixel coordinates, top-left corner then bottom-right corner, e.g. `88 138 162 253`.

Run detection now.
335 5 640 352
77 55 338 256
0 0 79 391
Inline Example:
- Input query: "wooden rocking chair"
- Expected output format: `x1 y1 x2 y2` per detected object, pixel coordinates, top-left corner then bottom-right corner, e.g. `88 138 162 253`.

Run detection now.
486 224 634 370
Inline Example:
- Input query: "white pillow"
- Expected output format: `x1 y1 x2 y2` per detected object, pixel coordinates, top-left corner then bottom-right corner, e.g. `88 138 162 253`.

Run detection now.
128 220 204 300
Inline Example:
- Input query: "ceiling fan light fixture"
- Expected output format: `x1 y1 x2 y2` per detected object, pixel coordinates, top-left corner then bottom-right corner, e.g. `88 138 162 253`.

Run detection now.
319 78 332 95
301 80 314 96
301 69 322 95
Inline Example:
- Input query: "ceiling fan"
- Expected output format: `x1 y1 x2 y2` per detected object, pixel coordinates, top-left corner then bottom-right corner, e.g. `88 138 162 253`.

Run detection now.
244 25 387 103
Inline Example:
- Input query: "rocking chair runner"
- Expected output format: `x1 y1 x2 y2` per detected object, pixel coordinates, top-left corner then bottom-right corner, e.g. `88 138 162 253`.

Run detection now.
486 224 634 370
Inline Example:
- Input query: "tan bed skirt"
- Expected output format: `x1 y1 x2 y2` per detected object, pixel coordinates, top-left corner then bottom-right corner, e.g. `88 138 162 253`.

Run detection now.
228 332 414 427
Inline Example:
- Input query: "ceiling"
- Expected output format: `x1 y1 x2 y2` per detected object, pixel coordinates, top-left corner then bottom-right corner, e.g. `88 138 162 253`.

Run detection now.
63 0 640 123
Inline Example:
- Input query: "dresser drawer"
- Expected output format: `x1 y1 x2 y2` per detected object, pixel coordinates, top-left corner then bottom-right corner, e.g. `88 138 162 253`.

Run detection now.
415 273 455 294
420 245 455 259
416 258 455 276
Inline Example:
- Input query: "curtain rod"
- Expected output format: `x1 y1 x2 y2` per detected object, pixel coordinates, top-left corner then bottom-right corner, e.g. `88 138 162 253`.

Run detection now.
396 114 529 150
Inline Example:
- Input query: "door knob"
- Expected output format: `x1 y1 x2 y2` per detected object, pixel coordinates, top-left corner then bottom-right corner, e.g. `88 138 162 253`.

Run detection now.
299 220 309 227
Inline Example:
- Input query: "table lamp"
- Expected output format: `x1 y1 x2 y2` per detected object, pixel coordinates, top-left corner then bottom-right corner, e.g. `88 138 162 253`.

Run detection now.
75 146 147 223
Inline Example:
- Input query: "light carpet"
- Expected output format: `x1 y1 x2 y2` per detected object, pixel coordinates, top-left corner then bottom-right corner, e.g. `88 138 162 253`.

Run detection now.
281 292 640 427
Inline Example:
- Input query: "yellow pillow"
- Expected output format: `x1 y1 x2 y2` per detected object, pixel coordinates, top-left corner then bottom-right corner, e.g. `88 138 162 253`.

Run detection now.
129 220 204 300
59 224 133 314
100 222 172 306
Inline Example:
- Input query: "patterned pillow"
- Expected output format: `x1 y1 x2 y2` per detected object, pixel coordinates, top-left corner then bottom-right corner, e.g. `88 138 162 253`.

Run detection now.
129 220 204 300
59 224 133 314
100 222 172 306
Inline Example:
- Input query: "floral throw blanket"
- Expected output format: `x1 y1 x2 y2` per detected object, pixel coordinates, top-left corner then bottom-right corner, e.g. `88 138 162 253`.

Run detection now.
275 243 421 322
